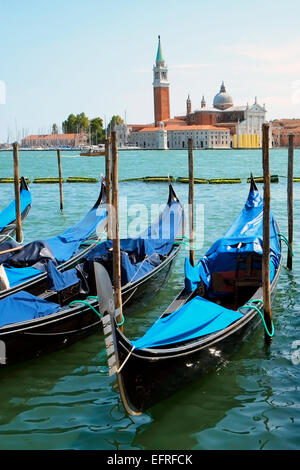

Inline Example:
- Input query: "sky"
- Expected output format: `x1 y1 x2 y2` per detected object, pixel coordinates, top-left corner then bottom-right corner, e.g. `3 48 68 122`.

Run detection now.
1 0 300 142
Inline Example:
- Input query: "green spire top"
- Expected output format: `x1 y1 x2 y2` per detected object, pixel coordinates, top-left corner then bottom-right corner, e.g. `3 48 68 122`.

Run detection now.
156 35 164 65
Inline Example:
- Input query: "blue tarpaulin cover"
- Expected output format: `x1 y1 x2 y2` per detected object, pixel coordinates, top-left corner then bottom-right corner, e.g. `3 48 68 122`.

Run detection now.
85 198 184 285
0 185 32 232
4 265 43 287
133 183 281 349
45 204 107 263
185 184 281 294
184 257 211 293
0 290 60 328
46 261 79 292
3 186 107 286
132 296 243 349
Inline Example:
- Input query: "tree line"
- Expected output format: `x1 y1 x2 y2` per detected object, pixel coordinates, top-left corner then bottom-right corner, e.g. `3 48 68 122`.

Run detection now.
51 114 124 145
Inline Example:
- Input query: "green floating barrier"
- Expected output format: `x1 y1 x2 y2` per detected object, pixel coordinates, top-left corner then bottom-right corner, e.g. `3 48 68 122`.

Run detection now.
247 175 279 183
0 178 31 183
209 178 242 184
176 177 208 184
67 177 98 183
33 178 64 184
121 177 145 182
121 176 175 183
293 177 300 182
143 176 175 182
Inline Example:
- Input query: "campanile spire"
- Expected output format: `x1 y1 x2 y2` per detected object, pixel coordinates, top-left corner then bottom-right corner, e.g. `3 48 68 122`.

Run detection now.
153 35 170 126
156 35 164 65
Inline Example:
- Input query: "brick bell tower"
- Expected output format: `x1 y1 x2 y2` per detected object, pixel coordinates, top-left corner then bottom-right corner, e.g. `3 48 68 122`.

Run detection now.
153 35 170 126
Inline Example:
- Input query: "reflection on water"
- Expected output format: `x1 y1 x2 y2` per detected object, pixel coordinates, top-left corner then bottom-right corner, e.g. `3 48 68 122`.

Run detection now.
0 149 299 449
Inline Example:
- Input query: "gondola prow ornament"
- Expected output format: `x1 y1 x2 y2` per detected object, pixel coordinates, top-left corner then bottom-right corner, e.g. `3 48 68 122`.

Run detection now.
95 262 118 376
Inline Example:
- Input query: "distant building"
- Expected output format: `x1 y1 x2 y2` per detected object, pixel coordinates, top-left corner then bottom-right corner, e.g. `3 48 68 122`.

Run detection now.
127 37 269 150
271 119 300 147
0 143 11 150
130 122 230 150
114 124 130 147
21 133 88 148
187 88 268 149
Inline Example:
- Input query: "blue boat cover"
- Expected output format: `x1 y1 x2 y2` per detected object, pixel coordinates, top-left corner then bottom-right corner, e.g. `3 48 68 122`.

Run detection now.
2 186 107 286
4 265 43 287
185 184 281 293
133 183 281 350
0 290 60 328
46 261 79 292
132 296 243 350
184 257 211 293
45 203 107 263
85 198 184 285
0 185 32 232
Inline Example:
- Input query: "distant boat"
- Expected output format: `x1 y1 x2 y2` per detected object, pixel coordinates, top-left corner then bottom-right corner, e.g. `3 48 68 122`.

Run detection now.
80 150 105 156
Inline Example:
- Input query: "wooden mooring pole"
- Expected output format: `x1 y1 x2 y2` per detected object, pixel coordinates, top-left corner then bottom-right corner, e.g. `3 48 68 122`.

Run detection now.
111 130 123 331
105 136 112 239
287 134 294 270
13 142 22 243
188 138 195 267
57 149 64 211
262 123 272 345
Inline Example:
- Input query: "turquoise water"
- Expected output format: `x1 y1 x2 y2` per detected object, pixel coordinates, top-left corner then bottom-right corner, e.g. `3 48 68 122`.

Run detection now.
0 148 299 450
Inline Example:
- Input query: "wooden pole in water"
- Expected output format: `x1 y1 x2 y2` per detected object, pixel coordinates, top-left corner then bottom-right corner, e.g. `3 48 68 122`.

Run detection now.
105 136 112 239
287 133 294 270
57 149 64 211
262 123 272 344
111 130 123 331
13 142 22 243
188 137 195 266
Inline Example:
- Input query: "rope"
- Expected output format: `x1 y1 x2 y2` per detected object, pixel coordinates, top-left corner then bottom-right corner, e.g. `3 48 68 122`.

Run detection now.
80 232 107 245
80 239 105 246
69 300 102 318
175 240 197 250
278 233 294 257
238 299 274 337
128 255 150 284
70 295 125 326
116 345 135 374
117 315 125 327
0 231 24 245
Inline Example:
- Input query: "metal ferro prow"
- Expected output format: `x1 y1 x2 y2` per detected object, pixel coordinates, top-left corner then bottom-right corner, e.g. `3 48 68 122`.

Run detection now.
94 262 119 376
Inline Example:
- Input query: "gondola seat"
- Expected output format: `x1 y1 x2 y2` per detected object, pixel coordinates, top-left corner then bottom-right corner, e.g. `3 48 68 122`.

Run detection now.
210 252 262 296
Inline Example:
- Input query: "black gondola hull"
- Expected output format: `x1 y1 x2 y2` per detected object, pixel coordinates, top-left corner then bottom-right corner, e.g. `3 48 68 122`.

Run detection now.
115 262 281 414
0 182 107 300
0 244 180 365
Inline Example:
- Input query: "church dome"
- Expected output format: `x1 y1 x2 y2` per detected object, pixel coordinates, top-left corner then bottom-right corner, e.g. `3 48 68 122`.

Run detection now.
213 82 233 110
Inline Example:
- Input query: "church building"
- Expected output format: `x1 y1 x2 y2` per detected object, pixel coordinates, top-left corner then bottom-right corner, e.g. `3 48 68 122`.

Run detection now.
127 37 268 150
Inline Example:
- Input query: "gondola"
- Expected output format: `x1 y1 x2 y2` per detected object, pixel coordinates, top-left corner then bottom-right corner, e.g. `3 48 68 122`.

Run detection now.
100 178 282 415
0 180 108 299
0 177 32 244
0 183 184 365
